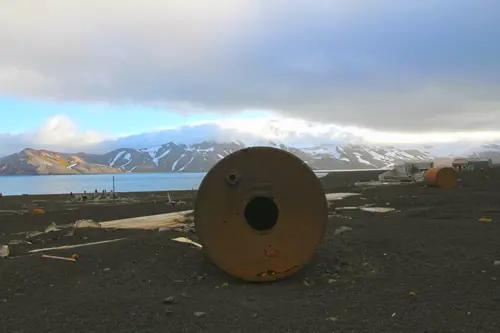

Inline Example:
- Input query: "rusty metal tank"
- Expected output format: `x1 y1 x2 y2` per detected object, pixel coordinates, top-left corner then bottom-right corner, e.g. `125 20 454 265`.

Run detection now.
194 146 328 282
424 167 458 188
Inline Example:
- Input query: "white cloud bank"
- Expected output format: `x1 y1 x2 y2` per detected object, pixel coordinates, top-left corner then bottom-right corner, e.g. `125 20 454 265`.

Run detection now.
0 115 105 155
1 1 500 132
1 114 500 158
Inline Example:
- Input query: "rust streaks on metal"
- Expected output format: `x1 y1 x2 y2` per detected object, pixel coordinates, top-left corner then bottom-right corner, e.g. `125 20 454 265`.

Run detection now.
194 146 328 282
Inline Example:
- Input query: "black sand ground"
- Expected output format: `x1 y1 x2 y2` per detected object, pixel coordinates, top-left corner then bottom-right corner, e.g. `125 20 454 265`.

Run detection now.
1 169 500 332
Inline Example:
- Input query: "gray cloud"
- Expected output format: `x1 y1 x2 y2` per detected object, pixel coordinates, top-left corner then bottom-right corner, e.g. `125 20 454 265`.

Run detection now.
1 0 500 131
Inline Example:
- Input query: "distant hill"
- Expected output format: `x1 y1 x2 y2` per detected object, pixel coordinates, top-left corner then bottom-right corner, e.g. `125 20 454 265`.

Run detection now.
0 141 436 175
0 149 121 175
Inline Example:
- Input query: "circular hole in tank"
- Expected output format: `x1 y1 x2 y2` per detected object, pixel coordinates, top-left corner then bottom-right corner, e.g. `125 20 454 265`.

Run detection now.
244 197 279 231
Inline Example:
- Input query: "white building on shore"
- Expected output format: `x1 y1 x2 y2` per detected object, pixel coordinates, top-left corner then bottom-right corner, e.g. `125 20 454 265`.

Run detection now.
378 160 434 182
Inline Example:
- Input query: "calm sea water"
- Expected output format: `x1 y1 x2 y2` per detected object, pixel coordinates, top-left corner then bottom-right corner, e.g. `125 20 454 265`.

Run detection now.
0 169 384 196
0 173 206 196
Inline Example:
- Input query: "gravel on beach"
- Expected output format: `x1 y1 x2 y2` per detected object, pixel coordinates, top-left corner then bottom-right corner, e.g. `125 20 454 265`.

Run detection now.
1 169 500 333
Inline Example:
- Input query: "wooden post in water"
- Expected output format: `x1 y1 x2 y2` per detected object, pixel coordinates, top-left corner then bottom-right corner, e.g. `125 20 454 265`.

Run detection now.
112 176 116 202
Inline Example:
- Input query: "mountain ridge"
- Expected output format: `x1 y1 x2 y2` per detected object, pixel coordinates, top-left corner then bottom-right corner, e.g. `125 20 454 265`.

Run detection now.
3 117 500 175
0 140 439 175
1 139 499 176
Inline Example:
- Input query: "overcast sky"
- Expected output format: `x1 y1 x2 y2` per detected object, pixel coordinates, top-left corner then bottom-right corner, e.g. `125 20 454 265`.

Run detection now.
1 0 500 155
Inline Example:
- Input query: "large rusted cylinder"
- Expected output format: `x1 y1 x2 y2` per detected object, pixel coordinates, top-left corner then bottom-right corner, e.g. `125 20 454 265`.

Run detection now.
194 147 328 282
424 167 458 188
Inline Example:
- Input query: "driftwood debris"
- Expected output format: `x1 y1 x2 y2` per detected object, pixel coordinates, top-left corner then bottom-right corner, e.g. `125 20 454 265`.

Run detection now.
41 254 77 262
29 238 126 253
98 210 194 230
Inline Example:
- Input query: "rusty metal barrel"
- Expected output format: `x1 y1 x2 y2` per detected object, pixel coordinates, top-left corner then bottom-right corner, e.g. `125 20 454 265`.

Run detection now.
424 167 458 188
194 147 328 282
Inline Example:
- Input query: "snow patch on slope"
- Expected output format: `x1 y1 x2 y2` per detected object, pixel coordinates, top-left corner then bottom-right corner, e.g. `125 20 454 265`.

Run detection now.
304 145 342 159
153 149 171 166
109 151 126 167
142 146 162 160
172 154 186 171
121 153 132 169
179 156 195 171
353 152 373 166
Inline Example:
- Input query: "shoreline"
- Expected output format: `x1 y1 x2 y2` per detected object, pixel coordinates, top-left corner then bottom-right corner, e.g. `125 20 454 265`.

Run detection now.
0 171 208 177
0 167 389 177
0 168 499 332
0 189 197 200
0 169 385 195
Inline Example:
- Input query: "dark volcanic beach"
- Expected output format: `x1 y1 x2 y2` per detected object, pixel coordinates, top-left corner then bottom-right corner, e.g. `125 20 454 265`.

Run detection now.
1 169 500 332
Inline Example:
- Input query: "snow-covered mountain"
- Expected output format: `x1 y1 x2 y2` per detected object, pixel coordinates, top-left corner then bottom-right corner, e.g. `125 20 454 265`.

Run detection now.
101 141 246 173
96 118 368 152
96 117 500 159
75 141 434 174
0 140 436 175
2 138 500 175
1 117 500 175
